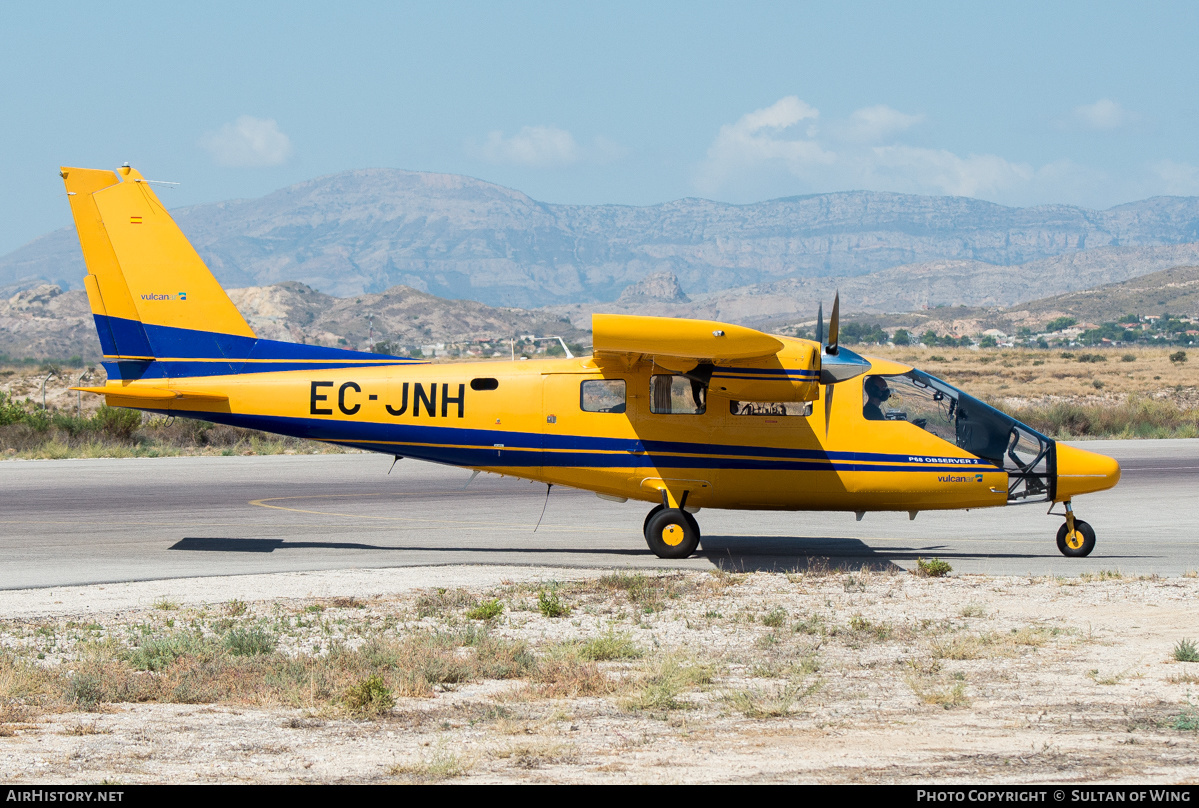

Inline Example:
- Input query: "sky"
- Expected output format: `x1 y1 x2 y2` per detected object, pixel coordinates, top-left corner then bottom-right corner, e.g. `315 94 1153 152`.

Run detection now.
3 1 1199 255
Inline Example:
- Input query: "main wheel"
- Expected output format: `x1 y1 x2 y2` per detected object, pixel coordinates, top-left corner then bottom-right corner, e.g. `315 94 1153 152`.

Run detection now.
1056 520 1096 558
644 508 701 559
643 504 665 537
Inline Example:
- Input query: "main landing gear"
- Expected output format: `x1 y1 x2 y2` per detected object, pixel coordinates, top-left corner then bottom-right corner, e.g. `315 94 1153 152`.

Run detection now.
1056 500 1096 558
643 495 701 559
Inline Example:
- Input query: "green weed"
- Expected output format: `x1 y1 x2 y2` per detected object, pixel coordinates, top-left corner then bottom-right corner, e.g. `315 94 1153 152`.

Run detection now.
537 589 571 618
915 558 952 578
465 599 504 621
1174 638 1199 663
344 675 395 716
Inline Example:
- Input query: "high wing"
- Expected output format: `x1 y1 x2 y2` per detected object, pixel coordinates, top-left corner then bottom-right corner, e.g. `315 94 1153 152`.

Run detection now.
592 313 825 403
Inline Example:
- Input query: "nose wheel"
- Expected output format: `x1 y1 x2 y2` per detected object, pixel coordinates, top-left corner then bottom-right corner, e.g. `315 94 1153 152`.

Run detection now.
643 504 701 559
1056 500 1096 557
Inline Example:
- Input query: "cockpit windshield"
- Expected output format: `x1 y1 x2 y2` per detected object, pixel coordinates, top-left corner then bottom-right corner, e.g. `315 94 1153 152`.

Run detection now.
869 370 1055 503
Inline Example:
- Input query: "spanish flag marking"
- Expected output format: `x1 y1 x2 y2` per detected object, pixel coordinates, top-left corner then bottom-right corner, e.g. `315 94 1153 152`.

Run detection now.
130 216 142 224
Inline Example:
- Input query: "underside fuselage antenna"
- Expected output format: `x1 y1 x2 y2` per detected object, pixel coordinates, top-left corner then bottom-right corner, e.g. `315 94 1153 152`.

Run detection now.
533 484 553 532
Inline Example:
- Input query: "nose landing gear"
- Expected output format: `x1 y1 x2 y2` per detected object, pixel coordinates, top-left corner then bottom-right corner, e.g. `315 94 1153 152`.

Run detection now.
1056 500 1096 558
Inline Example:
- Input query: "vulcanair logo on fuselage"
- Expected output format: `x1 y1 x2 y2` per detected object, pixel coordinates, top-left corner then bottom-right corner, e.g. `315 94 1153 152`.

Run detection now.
938 472 986 483
140 292 187 301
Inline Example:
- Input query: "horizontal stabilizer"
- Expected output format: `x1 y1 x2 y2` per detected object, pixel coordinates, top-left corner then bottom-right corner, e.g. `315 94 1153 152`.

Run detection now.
71 386 229 402
593 314 784 360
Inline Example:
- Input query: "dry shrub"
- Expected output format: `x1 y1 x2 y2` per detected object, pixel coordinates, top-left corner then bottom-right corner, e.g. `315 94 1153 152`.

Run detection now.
416 588 476 618
596 572 682 611
1003 396 1199 439
493 741 577 769
530 656 614 698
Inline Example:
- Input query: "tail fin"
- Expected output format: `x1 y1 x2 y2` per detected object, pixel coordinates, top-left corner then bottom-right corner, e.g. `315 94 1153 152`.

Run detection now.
60 165 255 362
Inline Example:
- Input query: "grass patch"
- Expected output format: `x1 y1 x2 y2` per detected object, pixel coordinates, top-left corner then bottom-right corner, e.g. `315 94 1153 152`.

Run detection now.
225 600 248 617
577 628 642 661
848 613 893 640
224 627 277 657
389 747 469 781
596 571 677 611
125 632 214 671
932 627 1050 660
725 677 821 718
760 607 788 629
416 588 474 618
622 654 712 712
908 677 970 709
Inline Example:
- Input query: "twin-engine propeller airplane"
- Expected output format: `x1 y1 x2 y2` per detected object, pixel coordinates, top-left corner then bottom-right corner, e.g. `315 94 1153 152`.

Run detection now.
61 164 1120 560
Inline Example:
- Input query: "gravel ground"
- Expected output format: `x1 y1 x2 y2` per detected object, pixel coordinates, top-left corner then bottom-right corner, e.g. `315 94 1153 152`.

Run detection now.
0 564 1196 784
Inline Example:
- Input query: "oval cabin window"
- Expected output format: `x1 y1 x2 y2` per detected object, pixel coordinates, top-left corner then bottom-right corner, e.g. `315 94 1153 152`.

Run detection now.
470 378 499 391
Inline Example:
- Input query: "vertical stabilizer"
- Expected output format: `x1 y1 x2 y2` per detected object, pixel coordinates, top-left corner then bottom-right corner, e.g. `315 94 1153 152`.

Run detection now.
60 165 255 361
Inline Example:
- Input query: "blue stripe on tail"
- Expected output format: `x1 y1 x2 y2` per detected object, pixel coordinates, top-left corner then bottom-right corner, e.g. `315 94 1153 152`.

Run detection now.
96 314 425 379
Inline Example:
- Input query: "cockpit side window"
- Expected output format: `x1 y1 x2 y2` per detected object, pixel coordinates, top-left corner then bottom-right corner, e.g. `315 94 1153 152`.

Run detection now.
869 370 1054 502
864 373 956 442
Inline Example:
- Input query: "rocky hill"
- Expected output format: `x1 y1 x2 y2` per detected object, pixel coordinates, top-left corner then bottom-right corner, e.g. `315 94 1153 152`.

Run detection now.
549 244 1199 328
0 282 587 361
6 168 1199 308
840 265 1199 337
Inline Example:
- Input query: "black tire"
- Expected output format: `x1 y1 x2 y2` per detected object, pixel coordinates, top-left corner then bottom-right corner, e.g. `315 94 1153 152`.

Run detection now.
644 508 701 559
643 504 665 537
1056 520 1096 558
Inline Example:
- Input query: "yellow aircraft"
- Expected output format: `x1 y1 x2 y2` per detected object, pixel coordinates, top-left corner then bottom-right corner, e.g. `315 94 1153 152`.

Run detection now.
60 164 1120 560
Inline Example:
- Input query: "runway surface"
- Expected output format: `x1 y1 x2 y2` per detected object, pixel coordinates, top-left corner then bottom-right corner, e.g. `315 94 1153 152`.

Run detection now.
0 439 1195 589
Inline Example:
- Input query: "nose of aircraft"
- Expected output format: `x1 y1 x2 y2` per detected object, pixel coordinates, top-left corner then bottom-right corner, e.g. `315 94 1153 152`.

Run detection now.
1055 443 1121 500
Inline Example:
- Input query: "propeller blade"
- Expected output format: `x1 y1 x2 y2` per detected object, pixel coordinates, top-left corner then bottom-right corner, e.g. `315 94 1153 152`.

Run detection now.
827 292 840 355
816 302 824 345
816 291 870 385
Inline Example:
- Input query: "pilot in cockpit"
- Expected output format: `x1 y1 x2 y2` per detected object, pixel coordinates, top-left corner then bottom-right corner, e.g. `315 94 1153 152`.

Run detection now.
862 376 890 421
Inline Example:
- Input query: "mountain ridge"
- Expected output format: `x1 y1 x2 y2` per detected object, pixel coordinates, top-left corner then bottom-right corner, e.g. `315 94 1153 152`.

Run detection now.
6 168 1199 308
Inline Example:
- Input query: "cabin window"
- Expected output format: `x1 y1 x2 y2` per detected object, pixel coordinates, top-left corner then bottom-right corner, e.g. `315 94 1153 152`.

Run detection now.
470 378 499 391
730 400 811 417
650 374 706 415
580 379 626 413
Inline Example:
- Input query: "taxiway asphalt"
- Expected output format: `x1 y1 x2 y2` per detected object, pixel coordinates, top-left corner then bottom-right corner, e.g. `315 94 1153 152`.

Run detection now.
0 439 1194 589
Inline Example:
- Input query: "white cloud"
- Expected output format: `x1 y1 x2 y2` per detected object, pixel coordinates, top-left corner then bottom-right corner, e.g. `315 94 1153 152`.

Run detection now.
200 116 292 167
1150 160 1199 195
696 96 833 192
1073 98 1129 130
697 97 1040 200
476 126 581 167
842 105 923 143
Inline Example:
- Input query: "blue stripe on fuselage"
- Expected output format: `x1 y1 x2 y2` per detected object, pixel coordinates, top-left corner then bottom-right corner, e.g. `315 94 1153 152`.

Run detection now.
142 409 998 473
